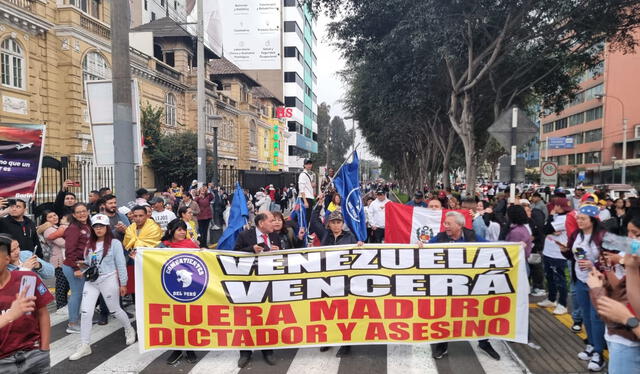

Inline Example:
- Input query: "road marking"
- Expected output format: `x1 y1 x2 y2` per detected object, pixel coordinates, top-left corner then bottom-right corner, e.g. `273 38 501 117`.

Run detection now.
189 351 242 374
49 306 68 327
387 344 437 374
287 347 341 374
50 322 124 366
87 344 163 374
471 340 526 374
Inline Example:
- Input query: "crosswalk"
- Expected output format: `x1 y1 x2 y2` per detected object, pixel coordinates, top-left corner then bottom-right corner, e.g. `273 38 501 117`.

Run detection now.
48 306 529 374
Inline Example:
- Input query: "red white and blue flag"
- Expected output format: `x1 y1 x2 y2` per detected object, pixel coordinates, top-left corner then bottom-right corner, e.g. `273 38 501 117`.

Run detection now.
384 202 473 244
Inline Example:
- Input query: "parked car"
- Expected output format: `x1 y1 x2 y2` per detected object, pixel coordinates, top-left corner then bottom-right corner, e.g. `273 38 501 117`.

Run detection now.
595 184 638 199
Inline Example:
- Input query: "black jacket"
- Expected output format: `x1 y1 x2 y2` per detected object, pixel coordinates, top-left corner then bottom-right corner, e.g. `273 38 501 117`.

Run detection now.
54 189 74 219
309 206 358 246
234 227 282 253
433 227 480 243
0 216 42 258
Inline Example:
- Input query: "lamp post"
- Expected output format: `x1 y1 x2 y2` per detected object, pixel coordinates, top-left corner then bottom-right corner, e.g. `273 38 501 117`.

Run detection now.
596 94 627 184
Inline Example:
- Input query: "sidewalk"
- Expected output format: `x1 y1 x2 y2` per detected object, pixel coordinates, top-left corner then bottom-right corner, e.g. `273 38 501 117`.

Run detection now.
508 302 599 374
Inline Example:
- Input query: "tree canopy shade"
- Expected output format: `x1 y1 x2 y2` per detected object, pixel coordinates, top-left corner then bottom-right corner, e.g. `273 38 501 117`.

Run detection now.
311 102 354 169
306 0 640 191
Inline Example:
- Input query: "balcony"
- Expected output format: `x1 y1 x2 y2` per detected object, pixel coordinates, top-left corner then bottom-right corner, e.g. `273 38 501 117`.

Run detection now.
4 0 33 11
80 13 110 39
155 60 181 82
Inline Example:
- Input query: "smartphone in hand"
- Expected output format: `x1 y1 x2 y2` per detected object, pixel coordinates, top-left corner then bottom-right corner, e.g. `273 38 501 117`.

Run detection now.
19 275 37 315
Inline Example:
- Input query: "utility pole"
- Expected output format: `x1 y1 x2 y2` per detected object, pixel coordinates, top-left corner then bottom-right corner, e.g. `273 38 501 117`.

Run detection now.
196 0 206 185
325 117 331 169
509 107 518 200
622 118 628 184
111 0 135 202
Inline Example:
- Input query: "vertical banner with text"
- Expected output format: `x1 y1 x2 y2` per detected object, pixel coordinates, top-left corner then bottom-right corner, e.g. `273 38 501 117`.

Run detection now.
0 123 46 199
135 243 529 352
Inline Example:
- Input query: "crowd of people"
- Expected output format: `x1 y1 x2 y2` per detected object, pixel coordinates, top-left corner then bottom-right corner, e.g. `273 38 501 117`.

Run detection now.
1 161 640 373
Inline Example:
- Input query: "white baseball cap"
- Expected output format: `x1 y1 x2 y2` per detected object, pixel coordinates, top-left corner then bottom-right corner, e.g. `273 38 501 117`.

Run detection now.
519 199 531 206
90 214 110 227
118 206 131 215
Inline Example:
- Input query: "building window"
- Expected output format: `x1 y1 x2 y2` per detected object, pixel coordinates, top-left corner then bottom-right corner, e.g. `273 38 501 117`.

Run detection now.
284 0 297 6
205 100 215 134
584 128 602 143
585 106 603 122
569 112 584 126
249 121 257 145
284 47 297 58
165 93 177 126
1 38 24 89
144 0 147 10
585 151 600 164
82 51 111 97
151 12 156 21
543 123 554 133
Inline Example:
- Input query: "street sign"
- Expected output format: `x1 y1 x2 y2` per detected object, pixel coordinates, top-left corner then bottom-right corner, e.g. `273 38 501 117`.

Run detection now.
487 107 538 150
276 106 293 118
541 161 558 186
548 137 575 149
578 171 586 182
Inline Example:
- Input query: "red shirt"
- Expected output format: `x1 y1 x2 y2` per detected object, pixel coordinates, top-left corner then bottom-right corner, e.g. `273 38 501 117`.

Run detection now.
0 271 53 358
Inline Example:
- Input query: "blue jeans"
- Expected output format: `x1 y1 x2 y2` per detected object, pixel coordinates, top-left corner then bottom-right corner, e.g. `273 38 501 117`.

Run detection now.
62 264 85 325
608 341 640 374
571 280 583 324
543 256 568 306
574 280 606 353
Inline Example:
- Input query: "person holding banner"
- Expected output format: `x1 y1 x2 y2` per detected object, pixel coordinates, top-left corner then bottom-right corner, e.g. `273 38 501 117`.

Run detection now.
158 218 199 365
428 211 501 361
272 212 305 250
233 212 280 367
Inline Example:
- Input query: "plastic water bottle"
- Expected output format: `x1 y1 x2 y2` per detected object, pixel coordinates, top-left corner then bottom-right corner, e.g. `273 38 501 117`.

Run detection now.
602 232 640 254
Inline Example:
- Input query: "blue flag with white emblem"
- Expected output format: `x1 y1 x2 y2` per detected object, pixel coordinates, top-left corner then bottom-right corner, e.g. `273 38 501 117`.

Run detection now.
332 152 367 241
217 183 248 250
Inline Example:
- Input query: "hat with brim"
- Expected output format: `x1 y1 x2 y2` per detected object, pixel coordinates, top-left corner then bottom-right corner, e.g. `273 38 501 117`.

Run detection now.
579 205 600 218
90 214 110 227
328 211 344 222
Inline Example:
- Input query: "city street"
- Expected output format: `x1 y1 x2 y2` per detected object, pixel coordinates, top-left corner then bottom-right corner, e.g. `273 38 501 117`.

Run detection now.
46 305 527 374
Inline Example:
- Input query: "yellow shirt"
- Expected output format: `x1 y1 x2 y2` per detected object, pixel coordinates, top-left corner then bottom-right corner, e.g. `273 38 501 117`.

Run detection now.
123 219 163 249
186 219 199 240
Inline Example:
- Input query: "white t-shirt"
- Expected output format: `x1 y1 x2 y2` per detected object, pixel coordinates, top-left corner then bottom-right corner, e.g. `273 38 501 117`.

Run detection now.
571 233 600 283
152 210 177 231
368 198 389 228
298 170 316 199
598 208 611 221
543 214 568 259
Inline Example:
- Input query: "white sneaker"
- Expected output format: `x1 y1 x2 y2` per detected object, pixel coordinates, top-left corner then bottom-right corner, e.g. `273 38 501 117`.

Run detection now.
125 327 136 345
537 299 556 308
69 343 92 360
587 352 605 371
552 304 568 315
66 324 80 334
578 344 594 360
530 288 547 297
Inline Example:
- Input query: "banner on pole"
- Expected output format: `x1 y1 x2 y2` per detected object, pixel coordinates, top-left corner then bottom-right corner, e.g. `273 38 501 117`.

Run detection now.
0 123 46 199
135 243 529 352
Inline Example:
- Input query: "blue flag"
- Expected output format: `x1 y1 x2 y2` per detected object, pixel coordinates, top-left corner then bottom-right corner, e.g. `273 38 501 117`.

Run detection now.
333 152 367 241
217 183 248 250
296 197 308 247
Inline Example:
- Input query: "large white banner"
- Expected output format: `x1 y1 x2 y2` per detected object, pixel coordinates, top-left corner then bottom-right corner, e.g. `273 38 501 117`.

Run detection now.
221 0 282 70
185 0 224 58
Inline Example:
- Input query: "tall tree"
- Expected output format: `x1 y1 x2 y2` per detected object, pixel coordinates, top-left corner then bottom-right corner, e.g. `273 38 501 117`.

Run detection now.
307 0 640 192
311 103 354 169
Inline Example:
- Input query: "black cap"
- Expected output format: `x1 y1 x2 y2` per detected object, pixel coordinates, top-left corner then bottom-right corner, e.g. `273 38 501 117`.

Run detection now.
414 191 424 198
304 159 313 165
376 189 385 195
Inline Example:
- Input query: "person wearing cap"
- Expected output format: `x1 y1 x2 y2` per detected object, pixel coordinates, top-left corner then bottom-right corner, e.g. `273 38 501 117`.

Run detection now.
309 195 363 358
69 214 136 360
572 187 586 210
559 205 607 371
538 197 572 315
150 197 176 232
406 191 427 208
368 189 389 243
298 159 316 225
123 206 163 251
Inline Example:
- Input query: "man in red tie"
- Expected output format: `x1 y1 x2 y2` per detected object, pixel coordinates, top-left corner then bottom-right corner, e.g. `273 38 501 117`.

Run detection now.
233 211 281 367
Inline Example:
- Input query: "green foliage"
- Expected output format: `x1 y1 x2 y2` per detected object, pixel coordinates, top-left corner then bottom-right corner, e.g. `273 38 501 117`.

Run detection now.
147 131 199 188
306 0 640 191
141 103 163 152
311 102 354 169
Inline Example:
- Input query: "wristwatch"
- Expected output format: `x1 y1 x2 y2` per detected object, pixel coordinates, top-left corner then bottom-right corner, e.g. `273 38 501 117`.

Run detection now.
625 317 639 329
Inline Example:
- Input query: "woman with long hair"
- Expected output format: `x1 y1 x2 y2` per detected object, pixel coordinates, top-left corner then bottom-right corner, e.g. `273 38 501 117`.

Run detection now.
159 219 199 365
62 203 91 334
177 206 199 244
69 214 135 360
561 205 607 372
272 211 304 249
505 205 533 259
39 210 70 310
611 198 627 234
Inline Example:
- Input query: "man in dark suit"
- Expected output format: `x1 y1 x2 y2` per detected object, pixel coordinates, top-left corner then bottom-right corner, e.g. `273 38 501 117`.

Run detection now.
233 212 280 367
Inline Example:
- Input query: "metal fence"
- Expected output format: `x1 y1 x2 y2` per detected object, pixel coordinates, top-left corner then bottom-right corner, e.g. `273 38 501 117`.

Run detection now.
35 156 141 204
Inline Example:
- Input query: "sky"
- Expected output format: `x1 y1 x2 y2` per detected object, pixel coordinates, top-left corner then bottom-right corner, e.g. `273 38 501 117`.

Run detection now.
315 15 377 161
